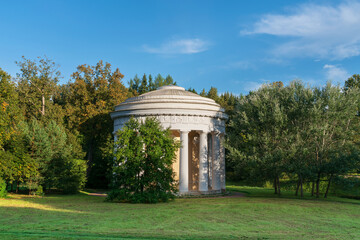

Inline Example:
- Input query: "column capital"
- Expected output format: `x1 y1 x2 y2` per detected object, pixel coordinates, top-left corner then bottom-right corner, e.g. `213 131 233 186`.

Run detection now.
180 130 190 134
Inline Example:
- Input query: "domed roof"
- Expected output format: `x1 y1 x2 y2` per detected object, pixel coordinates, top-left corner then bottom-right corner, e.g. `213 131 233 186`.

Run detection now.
111 85 227 119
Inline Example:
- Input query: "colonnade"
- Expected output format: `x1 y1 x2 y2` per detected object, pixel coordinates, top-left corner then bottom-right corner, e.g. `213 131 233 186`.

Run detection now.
179 130 225 194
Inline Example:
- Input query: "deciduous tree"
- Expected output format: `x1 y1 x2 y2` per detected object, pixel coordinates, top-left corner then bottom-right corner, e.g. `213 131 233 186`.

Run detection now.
107 118 179 203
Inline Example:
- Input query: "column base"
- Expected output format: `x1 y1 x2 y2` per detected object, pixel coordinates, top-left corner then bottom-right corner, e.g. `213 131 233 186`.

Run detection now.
177 189 223 196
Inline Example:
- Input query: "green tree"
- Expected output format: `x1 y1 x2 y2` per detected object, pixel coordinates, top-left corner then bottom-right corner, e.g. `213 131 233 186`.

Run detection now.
129 73 177 96
206 87 219 102
308 83 360 197
227 81 360 198
148 74 155 90
228 82 292 194
0 68 22 150
344 74 360 91
138 74 148 94
16 56 63 123
20 119 86 193
107 118 180 203
128 74 141 94
60 60 128 188
187 87 197 94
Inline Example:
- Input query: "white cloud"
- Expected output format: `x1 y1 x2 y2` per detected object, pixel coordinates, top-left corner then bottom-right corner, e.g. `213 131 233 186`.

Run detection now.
143 38 209 54
323 64 349 82
243 1 360 59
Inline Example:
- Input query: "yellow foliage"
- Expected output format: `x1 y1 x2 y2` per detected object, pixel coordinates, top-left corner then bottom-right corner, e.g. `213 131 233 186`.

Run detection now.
1 101 9 111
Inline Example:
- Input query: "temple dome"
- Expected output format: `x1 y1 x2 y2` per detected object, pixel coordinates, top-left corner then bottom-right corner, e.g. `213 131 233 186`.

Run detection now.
112 85 227 119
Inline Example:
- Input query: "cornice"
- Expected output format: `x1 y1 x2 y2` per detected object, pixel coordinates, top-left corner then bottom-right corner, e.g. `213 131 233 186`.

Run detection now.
110 111 228 120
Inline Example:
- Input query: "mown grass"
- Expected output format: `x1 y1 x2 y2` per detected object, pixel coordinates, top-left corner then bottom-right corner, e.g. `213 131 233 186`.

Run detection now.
0 185 359 239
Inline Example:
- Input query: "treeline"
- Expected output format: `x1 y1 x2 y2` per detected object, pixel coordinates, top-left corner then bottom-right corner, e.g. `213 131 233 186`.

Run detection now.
0 57 182 194
226 80 360 198
1 55 359 198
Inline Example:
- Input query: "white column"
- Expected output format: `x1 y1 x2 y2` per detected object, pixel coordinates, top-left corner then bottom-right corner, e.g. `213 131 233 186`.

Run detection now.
179 130 189 193
220 133 226 191
199 131 208 192
207 133 213 190
212 132 221 191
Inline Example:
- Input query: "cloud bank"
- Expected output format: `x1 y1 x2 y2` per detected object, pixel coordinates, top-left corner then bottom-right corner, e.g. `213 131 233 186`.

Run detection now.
323 64 349 82
143 38 209 54
243 1 360 59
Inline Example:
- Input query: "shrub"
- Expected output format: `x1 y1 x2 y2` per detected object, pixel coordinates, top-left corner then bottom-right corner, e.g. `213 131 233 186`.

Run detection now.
48 158 87 194
330 176 360 197
107 117 180 203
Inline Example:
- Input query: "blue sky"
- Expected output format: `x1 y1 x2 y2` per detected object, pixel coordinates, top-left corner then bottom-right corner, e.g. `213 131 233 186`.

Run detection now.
1 0 359 94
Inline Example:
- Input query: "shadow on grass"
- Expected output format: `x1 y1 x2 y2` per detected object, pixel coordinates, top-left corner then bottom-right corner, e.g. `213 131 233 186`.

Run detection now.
226 185 360 206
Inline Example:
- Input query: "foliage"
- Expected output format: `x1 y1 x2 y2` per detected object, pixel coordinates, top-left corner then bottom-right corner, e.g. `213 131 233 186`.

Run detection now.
108 118 179 203
344 74 360 91
128 73 176 95
226 81 360 197
330 175 360 198
58 60 128 188
19 119 86 193
0 150 38 190
47 158 87 194
0 68 22 150
0 177 7 198
35 185 44 197
16 56 63 123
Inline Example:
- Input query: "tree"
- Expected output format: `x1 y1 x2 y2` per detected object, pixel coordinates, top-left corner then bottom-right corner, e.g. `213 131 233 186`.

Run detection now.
227 82 293 194
138 74 148 94
107 118 180 203
129 73 177 96
0 68 37 192
16 56 62 122
128 74 141 95
19 119 86 193
59 60 128 188
187 87 197 94
148 74 154 90
0 68 22 150
154 74 176 89
308 83 360 197
344 74 360 91
226 80 360 198
207 87 219 102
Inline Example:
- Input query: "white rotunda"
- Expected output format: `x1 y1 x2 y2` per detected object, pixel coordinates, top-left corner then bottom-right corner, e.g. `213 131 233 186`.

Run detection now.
110 85 227 194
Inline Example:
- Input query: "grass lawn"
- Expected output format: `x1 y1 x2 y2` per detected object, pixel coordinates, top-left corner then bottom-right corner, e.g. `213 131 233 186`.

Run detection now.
0 185 359 239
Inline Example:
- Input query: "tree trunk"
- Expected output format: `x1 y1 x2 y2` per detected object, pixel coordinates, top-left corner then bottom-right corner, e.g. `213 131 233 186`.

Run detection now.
16 182 19 193
274 177 278 194
41 94 45 116
295 179 300 196
311 181 315 197
277 176 281 195
316 173 320 198
324 174 333 198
